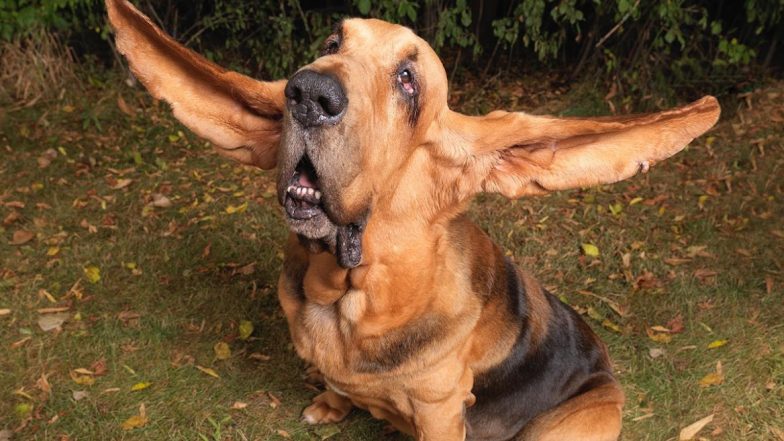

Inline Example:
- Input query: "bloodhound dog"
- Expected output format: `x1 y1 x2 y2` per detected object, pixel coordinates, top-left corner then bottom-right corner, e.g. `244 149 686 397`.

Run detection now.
106 1 720 439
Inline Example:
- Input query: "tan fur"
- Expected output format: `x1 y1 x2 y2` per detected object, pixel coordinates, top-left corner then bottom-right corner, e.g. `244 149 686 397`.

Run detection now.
106 2 720 439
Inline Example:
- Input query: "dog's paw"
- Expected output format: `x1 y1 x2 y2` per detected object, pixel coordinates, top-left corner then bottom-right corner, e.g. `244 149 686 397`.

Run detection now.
302 391 353 424
304 365 325 386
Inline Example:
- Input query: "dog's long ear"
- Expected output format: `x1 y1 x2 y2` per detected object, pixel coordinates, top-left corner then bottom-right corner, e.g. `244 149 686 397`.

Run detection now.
442 96 720 198
106 0 285 169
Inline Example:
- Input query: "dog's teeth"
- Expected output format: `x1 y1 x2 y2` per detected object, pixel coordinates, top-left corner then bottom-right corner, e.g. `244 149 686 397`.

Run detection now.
307 188 314 196
314 191 321 199
287 185 294 193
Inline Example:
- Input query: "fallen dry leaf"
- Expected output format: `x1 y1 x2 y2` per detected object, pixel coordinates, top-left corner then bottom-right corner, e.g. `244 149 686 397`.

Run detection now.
268 392 281 409
37 306 70 314
11 336 32 348
10 230 34 245
121 403 148 430
91 358 108 376
239 320 254 340
707 339 728 349
0 309 10 316
699 361 724 387
679 413 714 440
111 178 133 190
72 390 89 401
117 95 136 117
230 401 248 410
693 268 718 284
196 365 220 378
666 314 685 334
3 211 20 225
83 265 101 283
151 193 172 208
36 373 51 395
69 370 95 386
214 342 231 360
249 352 271 362
581 243 600 257
646 328 672 344
38 313 69 332
131 382 151 392
635 271 662 290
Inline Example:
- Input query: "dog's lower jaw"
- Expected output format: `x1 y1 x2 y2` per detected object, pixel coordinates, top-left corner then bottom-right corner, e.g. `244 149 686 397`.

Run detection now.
287 215 367 269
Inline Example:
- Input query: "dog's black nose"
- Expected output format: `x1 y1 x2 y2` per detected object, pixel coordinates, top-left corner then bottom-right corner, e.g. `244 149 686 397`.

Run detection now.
285 70 347 127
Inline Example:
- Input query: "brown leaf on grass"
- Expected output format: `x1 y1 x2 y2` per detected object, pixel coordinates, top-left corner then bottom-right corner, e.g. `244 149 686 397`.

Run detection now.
234 262 255 276
634 271 662 290
699 361 724 387
121 403 148 430
666 314 685 334
3 211 20 225
230 401 248 410
117 96 136 117
766 276 774 295
11 337 32 348
72 390 89 401
36 373 51 395
0 308 10 316
771 426 784 441
69 370 95 386
646 328 672 344
248 352 271 362
10 230 34 245
679 414 714 440
214 342 231 360
37 306 69 313
117 311 141 326
276 429 291 438
268 392 281 409
693 268 718 284
110 178 133 190
151 193 172 208
37 148 58 168
79 219 97 233
196 365 220 378
664 257 691 266
91 358 108 376
38 313 69 332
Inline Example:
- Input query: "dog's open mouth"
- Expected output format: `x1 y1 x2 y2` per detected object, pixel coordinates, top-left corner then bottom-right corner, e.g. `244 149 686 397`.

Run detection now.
284 154 325 220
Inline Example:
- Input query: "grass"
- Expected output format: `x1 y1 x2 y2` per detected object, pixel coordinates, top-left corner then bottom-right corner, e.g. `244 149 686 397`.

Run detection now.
1 73 783 441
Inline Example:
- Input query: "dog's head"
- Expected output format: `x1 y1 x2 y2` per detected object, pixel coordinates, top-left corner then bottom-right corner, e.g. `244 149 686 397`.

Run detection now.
107 0 720 268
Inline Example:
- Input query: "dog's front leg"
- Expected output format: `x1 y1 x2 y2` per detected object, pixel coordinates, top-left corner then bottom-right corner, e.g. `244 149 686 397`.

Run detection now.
411 394 469 441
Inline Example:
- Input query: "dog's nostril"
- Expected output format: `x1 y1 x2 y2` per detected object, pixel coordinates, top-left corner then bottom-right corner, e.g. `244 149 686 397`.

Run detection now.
318 95 340 117
286 70 347 126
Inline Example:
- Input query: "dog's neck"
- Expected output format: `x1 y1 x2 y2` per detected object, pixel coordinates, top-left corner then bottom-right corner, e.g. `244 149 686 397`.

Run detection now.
290 206 464 316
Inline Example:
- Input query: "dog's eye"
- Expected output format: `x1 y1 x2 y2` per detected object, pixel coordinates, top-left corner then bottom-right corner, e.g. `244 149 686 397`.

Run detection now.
398 69 415 95
322 37 340 55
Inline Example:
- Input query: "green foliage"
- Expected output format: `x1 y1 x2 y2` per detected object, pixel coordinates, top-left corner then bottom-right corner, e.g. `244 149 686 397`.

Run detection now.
1 0 782 98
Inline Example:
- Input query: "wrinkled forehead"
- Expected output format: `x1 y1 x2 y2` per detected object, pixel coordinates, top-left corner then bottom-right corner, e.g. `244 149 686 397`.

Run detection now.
336 18 448 100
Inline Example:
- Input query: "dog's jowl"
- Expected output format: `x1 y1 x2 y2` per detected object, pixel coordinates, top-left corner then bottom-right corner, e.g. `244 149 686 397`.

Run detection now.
107 1 720 439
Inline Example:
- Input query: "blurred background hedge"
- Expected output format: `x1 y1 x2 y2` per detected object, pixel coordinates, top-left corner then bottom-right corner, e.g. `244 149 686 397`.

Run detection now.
1 0 782 105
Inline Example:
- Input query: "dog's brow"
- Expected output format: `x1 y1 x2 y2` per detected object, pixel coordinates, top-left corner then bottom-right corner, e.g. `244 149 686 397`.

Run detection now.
406 47 418 62
332 19 345 40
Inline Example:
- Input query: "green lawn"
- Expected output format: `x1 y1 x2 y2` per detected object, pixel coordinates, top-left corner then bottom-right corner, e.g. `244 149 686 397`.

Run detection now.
1 76 783 440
